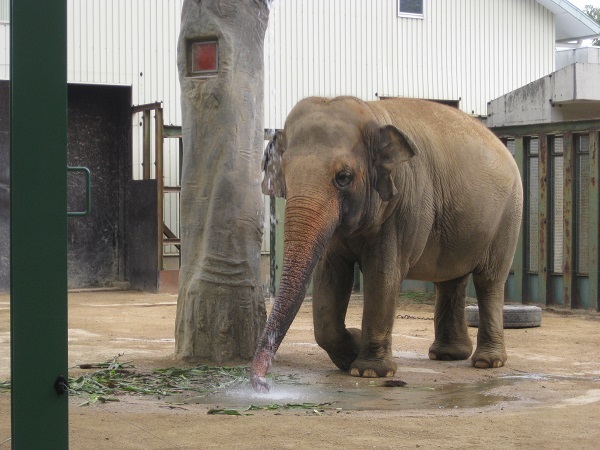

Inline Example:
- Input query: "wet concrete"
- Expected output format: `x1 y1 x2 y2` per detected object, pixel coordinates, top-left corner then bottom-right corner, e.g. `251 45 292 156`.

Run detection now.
173 373 600 412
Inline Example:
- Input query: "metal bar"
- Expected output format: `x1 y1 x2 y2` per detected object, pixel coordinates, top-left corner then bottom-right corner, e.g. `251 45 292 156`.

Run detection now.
164 125 183 139
10 0 69 447
164 186 181 193
163 224 181 251
562 134 575 308
142 110 151 180
512 137 525 303
131 101 163 114
589 131 600 311
67 166 92 217
156 108 165 270
538 134 549 305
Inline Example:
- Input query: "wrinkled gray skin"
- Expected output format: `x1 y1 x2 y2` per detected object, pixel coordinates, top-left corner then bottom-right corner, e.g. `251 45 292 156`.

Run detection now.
251 96 523 392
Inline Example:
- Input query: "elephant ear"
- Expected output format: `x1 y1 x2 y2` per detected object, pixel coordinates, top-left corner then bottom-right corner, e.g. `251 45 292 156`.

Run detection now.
374 125 416 201
262 129 286 198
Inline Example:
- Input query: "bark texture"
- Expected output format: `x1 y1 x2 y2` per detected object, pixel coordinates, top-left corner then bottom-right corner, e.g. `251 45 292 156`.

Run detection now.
176 0 269 361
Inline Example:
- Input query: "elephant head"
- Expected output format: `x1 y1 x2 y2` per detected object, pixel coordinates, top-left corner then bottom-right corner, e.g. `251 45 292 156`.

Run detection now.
251 97 416 392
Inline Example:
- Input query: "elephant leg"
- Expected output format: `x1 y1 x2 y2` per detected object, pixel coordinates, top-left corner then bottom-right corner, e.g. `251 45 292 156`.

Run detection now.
349 262 400 378
312 252 359 371
471 272 507 368
428 275 473 361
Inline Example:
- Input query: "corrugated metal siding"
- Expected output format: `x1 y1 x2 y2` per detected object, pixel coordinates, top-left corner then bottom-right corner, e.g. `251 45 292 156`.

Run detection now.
0 0 7 80
0 23 8 79
264 0 556 128
0 0 7 22
68 0 183 171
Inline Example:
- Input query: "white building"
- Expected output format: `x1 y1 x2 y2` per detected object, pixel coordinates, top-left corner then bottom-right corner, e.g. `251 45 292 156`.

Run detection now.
1 0 599 269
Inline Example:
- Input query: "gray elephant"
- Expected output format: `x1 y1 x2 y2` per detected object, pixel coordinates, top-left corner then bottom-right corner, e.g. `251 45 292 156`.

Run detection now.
251 96 523 392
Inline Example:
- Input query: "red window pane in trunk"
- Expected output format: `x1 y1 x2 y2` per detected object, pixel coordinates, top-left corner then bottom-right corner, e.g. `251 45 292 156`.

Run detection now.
192 42 218 73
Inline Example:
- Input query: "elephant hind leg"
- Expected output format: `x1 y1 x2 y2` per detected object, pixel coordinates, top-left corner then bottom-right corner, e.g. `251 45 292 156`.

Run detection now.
470 272 507 368
428 275 473 361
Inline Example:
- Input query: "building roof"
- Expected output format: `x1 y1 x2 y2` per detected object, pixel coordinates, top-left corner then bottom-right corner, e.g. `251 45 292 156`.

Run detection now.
487 62 600 127
537 0 600 41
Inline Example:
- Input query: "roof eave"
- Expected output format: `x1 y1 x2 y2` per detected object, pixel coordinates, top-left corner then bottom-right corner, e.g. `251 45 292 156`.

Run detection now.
536 0 600 41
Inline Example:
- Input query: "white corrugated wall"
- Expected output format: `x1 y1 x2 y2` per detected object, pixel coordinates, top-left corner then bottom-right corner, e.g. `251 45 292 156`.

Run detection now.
0 0 8 80
264 0 556 128
1 0 557 256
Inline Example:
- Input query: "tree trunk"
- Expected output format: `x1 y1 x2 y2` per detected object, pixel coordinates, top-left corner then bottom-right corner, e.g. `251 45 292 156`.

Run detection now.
176 0 270 361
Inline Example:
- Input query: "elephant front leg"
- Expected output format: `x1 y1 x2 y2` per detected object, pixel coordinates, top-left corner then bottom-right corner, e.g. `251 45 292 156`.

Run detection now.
312 254 360 371
349 264 400 378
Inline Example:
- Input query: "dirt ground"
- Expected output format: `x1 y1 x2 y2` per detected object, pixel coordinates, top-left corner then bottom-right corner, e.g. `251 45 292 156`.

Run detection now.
1 290 600 449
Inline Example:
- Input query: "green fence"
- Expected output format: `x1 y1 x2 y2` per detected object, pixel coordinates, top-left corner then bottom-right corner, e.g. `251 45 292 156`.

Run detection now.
495 125 600 310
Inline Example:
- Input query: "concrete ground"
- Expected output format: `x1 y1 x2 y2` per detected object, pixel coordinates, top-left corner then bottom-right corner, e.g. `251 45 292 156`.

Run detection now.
1 291 600 449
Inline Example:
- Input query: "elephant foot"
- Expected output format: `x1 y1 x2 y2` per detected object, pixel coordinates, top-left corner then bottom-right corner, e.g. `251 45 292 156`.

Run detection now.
349 358 397 378
428 339 473 361
471 347 507 369
321 327 362 371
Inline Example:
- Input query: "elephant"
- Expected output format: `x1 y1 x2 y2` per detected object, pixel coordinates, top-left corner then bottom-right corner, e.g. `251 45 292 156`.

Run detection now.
251 96 523 392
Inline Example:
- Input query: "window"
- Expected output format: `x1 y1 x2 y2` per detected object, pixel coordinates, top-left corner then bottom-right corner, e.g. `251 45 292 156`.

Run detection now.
550 136 564 273
398 0 424 18
0 0 8 23
504 139 516 157
526 138 539 272
187 40 219 78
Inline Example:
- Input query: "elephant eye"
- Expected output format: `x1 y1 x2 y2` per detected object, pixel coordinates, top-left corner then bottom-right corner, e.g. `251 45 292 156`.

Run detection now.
334 170 354 188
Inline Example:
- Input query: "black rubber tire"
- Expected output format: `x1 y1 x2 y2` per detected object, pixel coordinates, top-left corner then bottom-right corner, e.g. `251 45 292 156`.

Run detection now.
465 305 542 329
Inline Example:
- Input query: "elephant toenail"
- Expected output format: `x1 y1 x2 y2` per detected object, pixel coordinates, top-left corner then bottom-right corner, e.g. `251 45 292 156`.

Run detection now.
385 370 395 377
362 369 378 378
350 368 360 377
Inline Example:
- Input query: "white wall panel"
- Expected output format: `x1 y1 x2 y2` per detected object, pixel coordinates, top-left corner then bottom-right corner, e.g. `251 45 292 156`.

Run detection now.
264 0 556 128
0 23 8 79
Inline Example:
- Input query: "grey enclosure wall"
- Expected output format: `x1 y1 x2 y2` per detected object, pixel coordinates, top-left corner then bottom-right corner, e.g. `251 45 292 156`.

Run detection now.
0 82 132 291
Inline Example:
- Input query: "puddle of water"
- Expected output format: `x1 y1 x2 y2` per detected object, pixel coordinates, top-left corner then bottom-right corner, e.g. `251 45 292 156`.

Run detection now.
168 371 600 412
178 377 519 412
559 389 600 406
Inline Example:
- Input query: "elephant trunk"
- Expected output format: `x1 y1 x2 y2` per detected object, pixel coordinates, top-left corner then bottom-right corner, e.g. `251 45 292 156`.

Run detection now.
251 195 339 392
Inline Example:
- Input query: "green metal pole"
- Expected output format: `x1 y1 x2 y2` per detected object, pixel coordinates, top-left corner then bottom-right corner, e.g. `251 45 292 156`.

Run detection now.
10 0 69 448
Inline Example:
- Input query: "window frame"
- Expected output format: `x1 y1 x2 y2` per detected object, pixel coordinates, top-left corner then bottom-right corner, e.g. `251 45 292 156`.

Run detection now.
397 0 424 19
